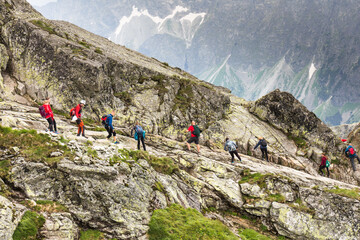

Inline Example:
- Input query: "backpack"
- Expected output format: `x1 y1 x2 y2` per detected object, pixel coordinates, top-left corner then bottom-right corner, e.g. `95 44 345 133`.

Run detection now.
70 108 76 117
261 139 267 147
39 106 46 118
135 125 144 134
101 115 108 126
193 125 201 137
326 160 330 168
228 141 237 152
349 147 355 155
134 130 146 140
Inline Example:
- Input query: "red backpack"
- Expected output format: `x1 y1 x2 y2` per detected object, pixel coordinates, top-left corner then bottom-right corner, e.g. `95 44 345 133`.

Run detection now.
69 108 75 117
349 147 355 155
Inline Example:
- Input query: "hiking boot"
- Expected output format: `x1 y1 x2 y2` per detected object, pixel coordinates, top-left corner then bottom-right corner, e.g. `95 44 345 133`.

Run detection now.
114 141 119 144
82 135 88 139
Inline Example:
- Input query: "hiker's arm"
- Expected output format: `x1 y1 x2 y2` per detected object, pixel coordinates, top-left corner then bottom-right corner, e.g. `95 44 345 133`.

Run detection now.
224 144 227 151
254 141 260 150
75 105 81 118
108 116 113 129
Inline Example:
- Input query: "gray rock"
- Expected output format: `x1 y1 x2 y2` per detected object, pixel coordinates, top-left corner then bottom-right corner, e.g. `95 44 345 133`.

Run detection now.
40 213 79 240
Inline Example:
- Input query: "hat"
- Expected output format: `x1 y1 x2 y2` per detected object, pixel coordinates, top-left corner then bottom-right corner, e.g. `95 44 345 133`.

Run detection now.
80 100 86 105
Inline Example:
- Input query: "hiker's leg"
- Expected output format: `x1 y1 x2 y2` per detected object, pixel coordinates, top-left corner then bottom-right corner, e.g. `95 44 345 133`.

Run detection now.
326 167 330 177
105 126 111 138
76 119 81 136
47 118 53 132
80 121 85 136
141 136 146 151
357 155 360 164
265 148 269 161
196 144 200 152
137 138 141 150
113 130 116 142
350 157 356 171
234 150 242 161
230 151 235 162
261 148 265 160
186 138 192 150
319 165 324 175
53 118 57 132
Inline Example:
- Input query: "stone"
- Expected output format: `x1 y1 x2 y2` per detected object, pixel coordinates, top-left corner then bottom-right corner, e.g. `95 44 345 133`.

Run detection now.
50 151 63 157
0 195 26 240
240 183 265 198
40 213 79 240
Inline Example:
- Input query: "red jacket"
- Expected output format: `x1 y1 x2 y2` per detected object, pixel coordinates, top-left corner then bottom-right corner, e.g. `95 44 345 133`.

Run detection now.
320 156 327 166
75 104 82 118
43 104 53 119
188 125 196 138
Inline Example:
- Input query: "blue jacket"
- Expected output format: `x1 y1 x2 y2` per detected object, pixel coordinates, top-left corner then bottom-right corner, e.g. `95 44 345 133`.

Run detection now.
345 145 357 158
106 114 114 129
254 139 267 150
224 140 237 152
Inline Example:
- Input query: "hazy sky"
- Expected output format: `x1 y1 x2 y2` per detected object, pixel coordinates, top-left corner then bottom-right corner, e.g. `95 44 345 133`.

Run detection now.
27 0 57 7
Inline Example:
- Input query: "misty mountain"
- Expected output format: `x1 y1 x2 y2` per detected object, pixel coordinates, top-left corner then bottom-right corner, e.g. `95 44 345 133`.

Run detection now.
36 0 360 125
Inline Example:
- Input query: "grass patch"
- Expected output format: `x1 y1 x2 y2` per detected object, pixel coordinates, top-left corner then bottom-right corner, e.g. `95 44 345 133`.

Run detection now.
288 198 315 215
77 40 91 49
325 186 360 200
94 47 103 54
30 20 56 35
79 229 104 240
85 140 93 146
0 126 72 166
260 224 268 232
12 211 45 240
87 148 98 158
265 194 286 203
152 74 169 104
238 228 272 240
287 134 308 149
22 200 68 213
0 159 11 179
172 78 194 114
154 181 165 192
115 149 178 175
114 91 133 105
52 109 70 118
148 204 238 240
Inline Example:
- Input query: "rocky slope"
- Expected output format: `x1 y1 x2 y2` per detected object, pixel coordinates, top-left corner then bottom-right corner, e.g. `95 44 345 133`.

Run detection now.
35 0 360 125
1 101 360 240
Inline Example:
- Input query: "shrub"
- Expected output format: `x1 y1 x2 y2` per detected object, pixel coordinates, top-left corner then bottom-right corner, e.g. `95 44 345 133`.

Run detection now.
87 148 98 158
94 47 103 54
148 204 238 240
30 20 56 35
12 211 45 240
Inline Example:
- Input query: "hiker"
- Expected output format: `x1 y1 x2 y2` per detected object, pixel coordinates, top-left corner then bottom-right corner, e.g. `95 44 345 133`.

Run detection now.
102 111 119 144
319 153 330 177
186 120 201 153
42 98 58 134
224 137 242 163
254 136 269 162
345 144 360 171
74 100 86 138
131 121 146 151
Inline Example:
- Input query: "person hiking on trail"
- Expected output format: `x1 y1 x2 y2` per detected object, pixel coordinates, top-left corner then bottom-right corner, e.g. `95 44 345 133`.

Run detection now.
186 120 201 153
224 138 242 163
43 98 58 134
254 136 269 162
345 144 360 171
131 121 146 151
74 100 87 138
319 153 330 177
102 111 119 144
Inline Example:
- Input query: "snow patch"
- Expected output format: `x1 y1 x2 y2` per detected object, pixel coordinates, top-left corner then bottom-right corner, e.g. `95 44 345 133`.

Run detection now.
111 5 206 49
207 55 231 84
309 63 317 80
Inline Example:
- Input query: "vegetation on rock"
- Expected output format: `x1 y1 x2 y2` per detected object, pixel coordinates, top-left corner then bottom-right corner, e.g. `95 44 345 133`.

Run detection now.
325 186 360 200
79 229 104 240
148 204 238 240
12 211 45 240
238 228 272 240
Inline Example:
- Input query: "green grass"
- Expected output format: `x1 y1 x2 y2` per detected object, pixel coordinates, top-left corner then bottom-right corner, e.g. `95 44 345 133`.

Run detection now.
22 200 68 213
30 20 56 35
154 181 165 192
0 126 72 166
52 109 70 118
265 194 286 203
115 149 178 175
12 211 45 240
94 47 103 54
288 198 315 215
85 140 93 146
114 91 133 105
87 148 98 158
172 78 194 114
325 186 360 200
79 229 104 240
238 170 272 189
287 134 308 149
148 204 238 240
238 229 272 240
77 40 91 49
0 159 11 179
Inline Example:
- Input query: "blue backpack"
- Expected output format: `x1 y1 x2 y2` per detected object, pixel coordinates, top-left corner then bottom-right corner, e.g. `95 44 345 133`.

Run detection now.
134 125 145 140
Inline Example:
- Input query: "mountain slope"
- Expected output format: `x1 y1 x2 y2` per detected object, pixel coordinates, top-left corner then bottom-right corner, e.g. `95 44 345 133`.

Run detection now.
36 0 360 125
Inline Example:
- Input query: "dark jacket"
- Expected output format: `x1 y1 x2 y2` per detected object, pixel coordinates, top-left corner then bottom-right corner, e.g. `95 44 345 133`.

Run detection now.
254 139 267 150
106 114 114 129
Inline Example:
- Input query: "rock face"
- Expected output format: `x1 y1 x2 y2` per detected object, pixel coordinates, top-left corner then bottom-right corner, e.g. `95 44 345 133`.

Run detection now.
36 0 360 125
250 89 343 159
0 0 230 140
